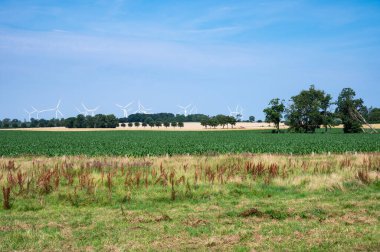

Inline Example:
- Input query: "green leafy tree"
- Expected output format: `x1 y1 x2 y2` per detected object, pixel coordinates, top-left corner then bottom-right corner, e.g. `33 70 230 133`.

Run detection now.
11 119 20 128
335 88 365 133
286 85 332 133
155 121 162 128
134 122 140 128
263 98 285 133
227 116 237 128
209 117 219 128
171 121 177 128
200 117 210 129
164 121 170 128
178 122 184 128
128 122 133 127
368 107 380 123
74 114 86 128
142 122 147 128
2 119 10 128
215 115 229 128
249 116 255 122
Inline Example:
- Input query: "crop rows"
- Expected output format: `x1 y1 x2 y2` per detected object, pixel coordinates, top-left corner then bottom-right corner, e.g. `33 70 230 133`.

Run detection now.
0 130 379 156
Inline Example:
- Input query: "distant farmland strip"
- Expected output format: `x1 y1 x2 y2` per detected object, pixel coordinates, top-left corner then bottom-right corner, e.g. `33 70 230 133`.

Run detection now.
0 130 379 156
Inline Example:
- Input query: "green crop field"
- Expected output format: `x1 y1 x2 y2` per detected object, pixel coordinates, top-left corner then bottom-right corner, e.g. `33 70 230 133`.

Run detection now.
0 129 379 156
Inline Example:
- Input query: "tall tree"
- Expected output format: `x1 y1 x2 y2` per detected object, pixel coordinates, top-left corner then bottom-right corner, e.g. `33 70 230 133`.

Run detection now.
335 88 366 133
286 85 332 133
263 98 285 133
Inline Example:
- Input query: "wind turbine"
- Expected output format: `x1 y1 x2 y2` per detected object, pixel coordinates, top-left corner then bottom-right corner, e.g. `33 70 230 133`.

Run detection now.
76 107 88 116
135 101 152 114
116 101 134 118
49 100 64 119
190 105 198 115
31 106 48 120
178 104 192 116
228 105 243 119
82 103 100 116
24 107 37 121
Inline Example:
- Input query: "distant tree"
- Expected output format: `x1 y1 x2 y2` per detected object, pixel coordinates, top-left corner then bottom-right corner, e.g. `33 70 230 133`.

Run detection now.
94 115 106 128
105 115 119 128
86 116 95 128
320 94 334 132
134 122 140 128
47 120 55 127
171 121 177 128
75 114 86 128
21 122 27 128
227 116 237 128
2 119 10 128
209 117 219 128
263 98 285 133
368 107 380 123
335 88 365 133
164 121 170 128
65 117 75 128
249 116 255 122
178 122 184 128
121 123 126 127
39 119 47 127
257 120 263 123
215 115 229 128
200 117 210 129
142 122 147 128
11 119 20 128
236 114 242 122
145 117 154 124
149 121 155 128
155 121 162 128
128 122 133 127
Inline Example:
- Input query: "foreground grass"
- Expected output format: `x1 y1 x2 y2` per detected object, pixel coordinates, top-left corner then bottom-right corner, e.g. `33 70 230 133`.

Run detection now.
0 154 379 251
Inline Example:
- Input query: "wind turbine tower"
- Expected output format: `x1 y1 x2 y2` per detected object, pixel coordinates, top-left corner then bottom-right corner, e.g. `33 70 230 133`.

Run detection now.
24 108 37 121
82 103 100 116
135 101 152 114
116 101 134 118
48 100 64 119
178 104 192 116
31 106 48 120
228 105 243 120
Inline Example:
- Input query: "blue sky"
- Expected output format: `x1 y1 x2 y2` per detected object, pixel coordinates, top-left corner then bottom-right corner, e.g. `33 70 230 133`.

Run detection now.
0 0 379 120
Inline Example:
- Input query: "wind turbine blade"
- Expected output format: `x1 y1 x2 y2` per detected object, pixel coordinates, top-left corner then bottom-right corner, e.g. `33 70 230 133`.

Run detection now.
116 104 123 108
126 101 134 107
57 100 61 108
82 103 89 111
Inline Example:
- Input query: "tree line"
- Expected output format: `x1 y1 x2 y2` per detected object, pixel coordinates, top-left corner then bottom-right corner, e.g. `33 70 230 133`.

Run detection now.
0 114 119 129
263 86 380 133
1 86 379 131
120 113 209 123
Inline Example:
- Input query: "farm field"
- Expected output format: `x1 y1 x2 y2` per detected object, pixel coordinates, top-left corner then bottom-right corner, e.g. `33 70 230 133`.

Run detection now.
0 154 379 251
0 129 380 156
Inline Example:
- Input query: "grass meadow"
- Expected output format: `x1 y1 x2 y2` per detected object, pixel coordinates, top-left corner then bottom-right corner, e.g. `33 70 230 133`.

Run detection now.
0 153 379 251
